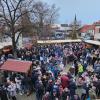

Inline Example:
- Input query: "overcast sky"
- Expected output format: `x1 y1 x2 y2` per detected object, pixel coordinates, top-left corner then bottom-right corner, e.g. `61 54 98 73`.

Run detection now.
41 0 100 24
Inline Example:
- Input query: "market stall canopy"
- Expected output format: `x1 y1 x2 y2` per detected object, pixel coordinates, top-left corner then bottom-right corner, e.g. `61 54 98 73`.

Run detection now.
1 42 12 46
37 39 82 44
84 40 100 46
0 42 12 49
0 45 3 49
0 59 32 73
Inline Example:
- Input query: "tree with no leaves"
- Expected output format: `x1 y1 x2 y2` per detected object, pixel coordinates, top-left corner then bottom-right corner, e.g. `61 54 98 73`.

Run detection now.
0 0 59 57
32 1 59 38
20 9 33 37
0 0 34 57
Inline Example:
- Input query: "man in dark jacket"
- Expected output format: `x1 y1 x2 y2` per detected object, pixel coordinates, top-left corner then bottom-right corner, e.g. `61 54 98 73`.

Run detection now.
43 92 51 100
68 79 77 100
62 88 70 100
0 85 8 100
35 81 44 100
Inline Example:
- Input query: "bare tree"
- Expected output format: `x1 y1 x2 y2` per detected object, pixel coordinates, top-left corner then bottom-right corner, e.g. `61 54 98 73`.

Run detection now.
0 0 34 57
32 1 59 38
0 0 59 57
45 4 59 24
20 9 33 37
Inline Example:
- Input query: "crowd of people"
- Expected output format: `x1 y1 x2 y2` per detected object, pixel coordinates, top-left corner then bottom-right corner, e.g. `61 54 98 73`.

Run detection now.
0 42 100 100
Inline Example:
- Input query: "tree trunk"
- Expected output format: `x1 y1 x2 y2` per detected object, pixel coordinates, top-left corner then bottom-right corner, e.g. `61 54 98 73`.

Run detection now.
12 33 17 58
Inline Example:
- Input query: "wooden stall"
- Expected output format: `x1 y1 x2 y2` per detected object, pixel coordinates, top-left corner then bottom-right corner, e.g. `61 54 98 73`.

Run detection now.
0 59 32 75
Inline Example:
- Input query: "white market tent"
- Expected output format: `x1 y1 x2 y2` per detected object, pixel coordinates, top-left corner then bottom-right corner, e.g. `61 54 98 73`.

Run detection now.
0 45 3 49
37 39 82 44
84 40 100 46
0 42 12 49
0 43 4 49
2 42 12 46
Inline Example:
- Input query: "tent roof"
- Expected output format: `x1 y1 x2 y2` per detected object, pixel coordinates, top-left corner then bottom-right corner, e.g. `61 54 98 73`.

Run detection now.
0 45 3 49
0 59 32 73
84 40 100 46
0 42 12 49
37 39 82 44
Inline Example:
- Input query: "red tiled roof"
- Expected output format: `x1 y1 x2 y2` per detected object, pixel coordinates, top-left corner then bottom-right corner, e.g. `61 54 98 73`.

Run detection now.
0 59 32 73
80 25 95 33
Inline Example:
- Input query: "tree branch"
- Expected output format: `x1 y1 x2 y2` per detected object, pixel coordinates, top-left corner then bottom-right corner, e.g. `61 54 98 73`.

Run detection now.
0 2 11 27
4 32 12 38
13 0 23 21
9 0 16 10
14 9 33 23
15 30 23 44
4 0 13 22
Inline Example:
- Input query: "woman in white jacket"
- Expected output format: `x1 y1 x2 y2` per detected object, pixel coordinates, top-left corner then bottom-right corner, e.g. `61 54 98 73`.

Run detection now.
15 77 22 95
7 81 17 100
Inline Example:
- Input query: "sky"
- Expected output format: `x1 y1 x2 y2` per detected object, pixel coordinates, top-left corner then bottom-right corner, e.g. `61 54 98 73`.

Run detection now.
41 0 100 25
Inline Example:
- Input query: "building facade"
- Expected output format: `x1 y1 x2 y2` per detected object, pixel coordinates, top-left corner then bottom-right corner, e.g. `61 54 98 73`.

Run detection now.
80 20 100 40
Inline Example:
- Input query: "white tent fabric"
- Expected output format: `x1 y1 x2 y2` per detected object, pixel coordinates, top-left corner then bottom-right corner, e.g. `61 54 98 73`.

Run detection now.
84 40 100 46
0 42 12 49
37 39 82 44
0 45 3 49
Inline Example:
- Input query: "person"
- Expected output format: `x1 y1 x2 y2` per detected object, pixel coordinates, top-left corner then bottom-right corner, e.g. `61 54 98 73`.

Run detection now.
21 75 28 94
52 89 59 100
52 82 60 100
61 74 69 89
74 60 78 76
92 53 97 68
46 79 54 98
78 63 83 76
35 80 44 100
62 88 70 100
81 88 87 100
26 76 33 96
43 92 51 100
0 84 8 100
82 82 91 99
42 75 48 93
7 81 17 100
83 61 88 71
89 86 97 100
63 55 67 66
74 94 80 100
95 79 100 97
59 62 64 71
68 79 77 100
86 52 92 65
15 76 22 95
